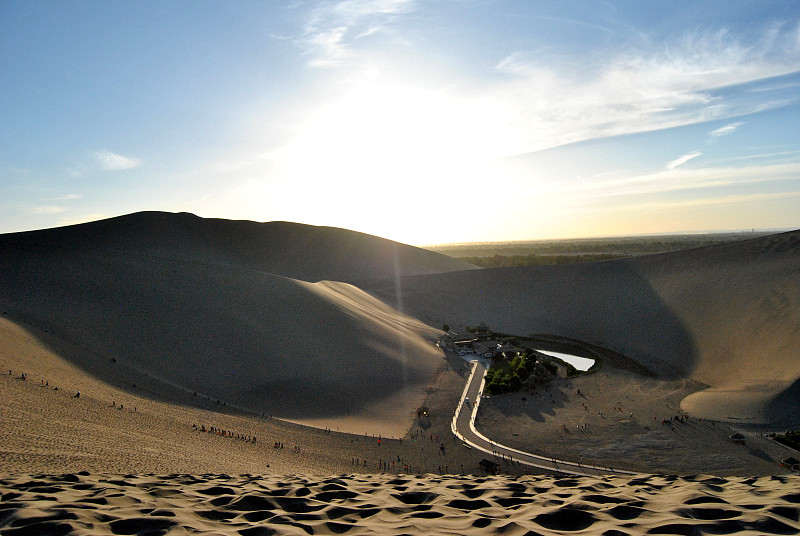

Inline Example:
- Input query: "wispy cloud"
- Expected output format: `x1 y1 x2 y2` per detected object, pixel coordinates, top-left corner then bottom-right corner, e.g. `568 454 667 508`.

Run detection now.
709 122 744 137
28 193 82 217
305 26 349 67
495 24 800 154
46 193 82 202
667 151 702 169
95 150 141 171
299 0 415 67
30 205 66 215
576 161 800 201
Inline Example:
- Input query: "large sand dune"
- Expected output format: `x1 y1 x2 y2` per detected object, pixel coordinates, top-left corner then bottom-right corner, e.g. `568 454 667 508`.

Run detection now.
0 212 473 436
2 213 798 473
3 213 800 516
0 211 476 283
365 230 800 427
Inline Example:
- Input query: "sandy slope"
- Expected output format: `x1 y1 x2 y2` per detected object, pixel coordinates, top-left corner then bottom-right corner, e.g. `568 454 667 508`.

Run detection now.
0 261 441 436
0 212 477 436
365 230 800 426
3 312 796 479
0 315 487 475
5 318 795 530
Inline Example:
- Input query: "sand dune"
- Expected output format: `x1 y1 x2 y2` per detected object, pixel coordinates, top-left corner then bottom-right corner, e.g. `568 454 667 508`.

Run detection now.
0 315 487 475
5 314 792 477
0 211 476 283
2 471 798 535
0 212 470 436
0 259 440 435
2 214 798 479
365 230 800 426
3 216 799 535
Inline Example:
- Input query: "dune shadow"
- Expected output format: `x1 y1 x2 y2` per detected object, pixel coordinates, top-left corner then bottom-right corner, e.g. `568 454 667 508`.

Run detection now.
765 378 800 429
747 448 774 463
4 219 799 427
374 234 800 427
367 259 698 379
487 384 576 422
0 245 427 421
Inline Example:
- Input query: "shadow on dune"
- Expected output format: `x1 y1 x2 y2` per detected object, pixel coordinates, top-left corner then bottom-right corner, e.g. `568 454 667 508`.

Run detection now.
366 260 699 377
0 213 461 423
365 230 800 427
0 253 434 419
2 213 797 428
765 379 800 429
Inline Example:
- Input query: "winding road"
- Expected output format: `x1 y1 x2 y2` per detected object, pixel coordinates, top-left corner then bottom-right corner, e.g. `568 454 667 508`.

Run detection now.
451 360 639 476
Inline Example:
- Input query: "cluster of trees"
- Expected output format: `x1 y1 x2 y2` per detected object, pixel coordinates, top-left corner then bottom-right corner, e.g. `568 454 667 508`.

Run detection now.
484 349 581 395
484 353 534 395
484 351 576 395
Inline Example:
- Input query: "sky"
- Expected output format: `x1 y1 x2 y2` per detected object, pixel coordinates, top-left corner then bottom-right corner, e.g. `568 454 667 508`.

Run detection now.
1 1 799 245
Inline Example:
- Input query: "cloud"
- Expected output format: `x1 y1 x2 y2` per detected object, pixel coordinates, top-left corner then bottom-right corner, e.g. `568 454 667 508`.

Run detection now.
306 26 350 67
29 194 81 217
95 150 141 171
332 0 415 20
667 152 702 169
299 0 415 67
575 161 800 201
494 24 800 154
30 205 66 214
709 122 744 137
46 193 82 202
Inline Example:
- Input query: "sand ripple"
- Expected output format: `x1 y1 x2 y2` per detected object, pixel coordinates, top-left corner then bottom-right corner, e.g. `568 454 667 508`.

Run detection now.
1 472 799 535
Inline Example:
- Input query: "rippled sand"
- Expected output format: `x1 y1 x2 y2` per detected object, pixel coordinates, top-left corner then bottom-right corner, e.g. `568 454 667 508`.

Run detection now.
2 472 799 535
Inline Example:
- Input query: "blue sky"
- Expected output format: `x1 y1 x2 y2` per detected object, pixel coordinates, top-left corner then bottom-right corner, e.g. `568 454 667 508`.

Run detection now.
1 1 799 244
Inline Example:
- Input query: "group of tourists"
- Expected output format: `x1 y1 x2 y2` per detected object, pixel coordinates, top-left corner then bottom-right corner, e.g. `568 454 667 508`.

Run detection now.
193 423 257 443
7 368 81 398
272 443 301 452
661 413 689 425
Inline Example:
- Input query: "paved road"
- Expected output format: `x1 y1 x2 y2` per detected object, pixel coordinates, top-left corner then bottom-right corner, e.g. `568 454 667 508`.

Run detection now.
451 360 639 476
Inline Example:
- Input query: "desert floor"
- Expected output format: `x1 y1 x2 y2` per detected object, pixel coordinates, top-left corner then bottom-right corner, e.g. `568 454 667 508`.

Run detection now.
3 316 800 535
477 366 797 476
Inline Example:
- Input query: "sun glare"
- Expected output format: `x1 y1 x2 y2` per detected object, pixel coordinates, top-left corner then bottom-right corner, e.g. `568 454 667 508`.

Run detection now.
270 81 516 244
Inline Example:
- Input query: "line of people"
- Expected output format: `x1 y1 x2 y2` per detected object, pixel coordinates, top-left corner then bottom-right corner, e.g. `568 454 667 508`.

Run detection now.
193 424 257 443
7 368 83 398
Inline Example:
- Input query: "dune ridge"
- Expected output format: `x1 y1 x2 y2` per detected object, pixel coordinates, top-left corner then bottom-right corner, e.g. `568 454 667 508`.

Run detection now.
0 211 477 283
